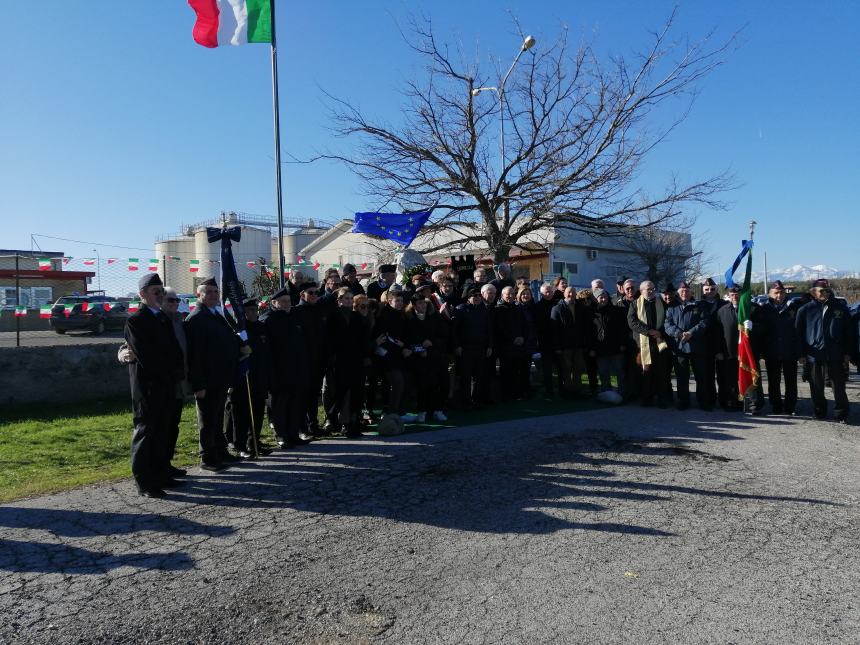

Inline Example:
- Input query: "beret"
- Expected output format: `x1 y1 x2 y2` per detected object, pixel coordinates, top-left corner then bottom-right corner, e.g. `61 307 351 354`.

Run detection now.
138 273 163 290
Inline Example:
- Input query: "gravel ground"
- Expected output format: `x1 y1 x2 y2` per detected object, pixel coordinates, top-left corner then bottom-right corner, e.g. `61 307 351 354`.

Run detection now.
2 379 859 644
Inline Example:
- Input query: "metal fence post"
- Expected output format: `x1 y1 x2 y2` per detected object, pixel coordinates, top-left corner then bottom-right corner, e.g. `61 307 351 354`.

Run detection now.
15 254 21 347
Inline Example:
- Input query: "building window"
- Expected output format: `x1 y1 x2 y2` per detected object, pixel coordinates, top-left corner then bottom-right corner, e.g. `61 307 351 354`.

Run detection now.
31 287 53 307
1 287 16 309
552 261 579 276
586 248 599 261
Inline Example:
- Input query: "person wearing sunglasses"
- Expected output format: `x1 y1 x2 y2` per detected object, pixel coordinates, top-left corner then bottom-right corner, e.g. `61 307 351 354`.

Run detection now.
123 272 183 498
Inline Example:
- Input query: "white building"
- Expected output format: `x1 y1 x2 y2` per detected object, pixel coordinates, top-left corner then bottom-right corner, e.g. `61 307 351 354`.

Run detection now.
298 219 693 287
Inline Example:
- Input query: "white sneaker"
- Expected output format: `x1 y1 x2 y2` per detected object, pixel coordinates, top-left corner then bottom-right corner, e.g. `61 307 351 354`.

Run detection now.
400 414 418 424
416 412 427 424
432 411 448 422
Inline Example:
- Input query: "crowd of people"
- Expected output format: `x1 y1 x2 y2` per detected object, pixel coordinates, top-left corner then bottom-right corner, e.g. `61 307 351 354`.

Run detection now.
120 262 859 498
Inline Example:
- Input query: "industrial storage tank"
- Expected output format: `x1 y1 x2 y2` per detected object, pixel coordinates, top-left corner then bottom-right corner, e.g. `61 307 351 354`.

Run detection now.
272 219 329 265
154 237 195 294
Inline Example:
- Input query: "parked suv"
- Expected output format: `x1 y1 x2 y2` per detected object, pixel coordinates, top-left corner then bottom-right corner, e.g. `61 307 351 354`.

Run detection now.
49 296 129 335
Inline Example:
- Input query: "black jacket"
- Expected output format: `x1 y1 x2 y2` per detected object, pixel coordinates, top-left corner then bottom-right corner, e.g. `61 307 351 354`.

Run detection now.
124 307 183 401
406 309 451 365
373 305 410 367
534 298 557 350
185 306 240 393
494 300 529 358
589 302 628 357
715 304 741 359
759 299 801 361
796 297 855 363
326 307 372 381
263 308 308 390
454 302 493 352
293 301 326 364
551 300 586 350
366 280 390 301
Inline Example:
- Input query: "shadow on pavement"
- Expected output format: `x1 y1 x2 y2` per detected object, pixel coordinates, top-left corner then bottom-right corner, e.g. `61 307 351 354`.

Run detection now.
0 538 193 574
164 413 840 537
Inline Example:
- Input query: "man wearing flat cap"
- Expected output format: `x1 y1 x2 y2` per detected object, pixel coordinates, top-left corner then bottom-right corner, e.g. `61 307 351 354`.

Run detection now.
796 279 855 422
185 278 241 469
759 280 801 414
367 264 396 301
124 273 183 498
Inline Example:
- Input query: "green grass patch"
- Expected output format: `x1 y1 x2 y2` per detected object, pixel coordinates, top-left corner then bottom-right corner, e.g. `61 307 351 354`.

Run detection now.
0 398 202 503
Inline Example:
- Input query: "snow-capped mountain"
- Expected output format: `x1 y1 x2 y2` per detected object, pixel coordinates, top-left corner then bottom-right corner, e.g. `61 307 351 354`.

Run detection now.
752 264 860 282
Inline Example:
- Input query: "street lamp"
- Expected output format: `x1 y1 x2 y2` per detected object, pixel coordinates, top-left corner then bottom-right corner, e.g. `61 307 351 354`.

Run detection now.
471 35 536 175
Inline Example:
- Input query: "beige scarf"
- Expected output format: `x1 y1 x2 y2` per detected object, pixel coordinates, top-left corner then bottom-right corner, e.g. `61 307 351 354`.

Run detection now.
636 296 668 366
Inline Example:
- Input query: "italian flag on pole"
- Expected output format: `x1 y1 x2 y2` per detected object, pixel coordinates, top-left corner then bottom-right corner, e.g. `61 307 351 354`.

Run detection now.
188 0 272 48
737 246 759 400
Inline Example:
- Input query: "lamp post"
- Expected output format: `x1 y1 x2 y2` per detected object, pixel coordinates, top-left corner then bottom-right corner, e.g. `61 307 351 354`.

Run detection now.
471 35 536 172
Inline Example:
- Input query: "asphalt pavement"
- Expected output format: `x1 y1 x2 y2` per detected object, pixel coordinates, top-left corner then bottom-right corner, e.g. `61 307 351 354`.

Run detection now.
1 382 859 644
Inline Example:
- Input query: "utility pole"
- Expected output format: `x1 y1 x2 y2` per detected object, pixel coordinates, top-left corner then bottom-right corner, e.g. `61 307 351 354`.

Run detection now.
15 254 21 348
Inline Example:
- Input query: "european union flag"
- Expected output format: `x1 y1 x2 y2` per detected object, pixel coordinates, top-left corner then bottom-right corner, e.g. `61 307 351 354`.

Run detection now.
351 210 432 247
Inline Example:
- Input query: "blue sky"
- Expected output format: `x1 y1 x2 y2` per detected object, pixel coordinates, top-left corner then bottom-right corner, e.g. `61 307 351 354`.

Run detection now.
2 1 858 276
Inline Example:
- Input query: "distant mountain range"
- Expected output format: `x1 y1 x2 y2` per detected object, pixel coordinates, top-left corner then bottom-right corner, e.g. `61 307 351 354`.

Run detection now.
751 264 860 283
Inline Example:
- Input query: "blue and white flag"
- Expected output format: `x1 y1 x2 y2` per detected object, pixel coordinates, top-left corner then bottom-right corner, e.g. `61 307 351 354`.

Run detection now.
352 210 432 247
724 239 754 289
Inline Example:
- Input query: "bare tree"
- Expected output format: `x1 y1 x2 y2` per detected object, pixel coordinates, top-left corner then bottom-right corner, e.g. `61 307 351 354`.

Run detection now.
617 212 714 287
320 11 736 262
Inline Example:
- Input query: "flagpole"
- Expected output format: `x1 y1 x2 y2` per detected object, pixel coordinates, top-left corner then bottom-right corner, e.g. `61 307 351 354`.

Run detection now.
269 0 286 289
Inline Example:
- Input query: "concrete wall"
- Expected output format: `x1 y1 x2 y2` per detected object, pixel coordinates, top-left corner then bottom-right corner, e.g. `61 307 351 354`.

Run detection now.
0 314 51 332
0 343 129 406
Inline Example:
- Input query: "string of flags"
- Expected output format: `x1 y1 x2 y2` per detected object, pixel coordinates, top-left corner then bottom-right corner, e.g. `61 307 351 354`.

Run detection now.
36 256 379 274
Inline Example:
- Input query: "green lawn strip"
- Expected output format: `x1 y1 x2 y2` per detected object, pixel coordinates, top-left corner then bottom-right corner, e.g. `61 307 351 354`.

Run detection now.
0 390 610 502
0 399 201 503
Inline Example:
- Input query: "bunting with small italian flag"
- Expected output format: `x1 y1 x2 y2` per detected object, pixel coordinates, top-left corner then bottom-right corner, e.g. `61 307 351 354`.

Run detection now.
246 261 256 268
736 242 759 400
83 258 96 266
147 259 159 272
15 306 27 317
40 305 52 318
107 258 118 265
127 258 139 271
128 301 140 313
189 259 201 273
38 258 51 271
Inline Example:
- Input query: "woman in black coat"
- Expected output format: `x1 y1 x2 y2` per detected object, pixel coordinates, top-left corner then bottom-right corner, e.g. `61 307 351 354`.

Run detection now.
405 294 452 423
372 290 412 419
326 288 371 436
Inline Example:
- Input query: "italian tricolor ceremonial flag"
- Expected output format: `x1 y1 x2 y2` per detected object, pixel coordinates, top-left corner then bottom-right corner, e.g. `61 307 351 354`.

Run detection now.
737 245 759 400
189 259 201 273
188 0 272 48
38 258 51 271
